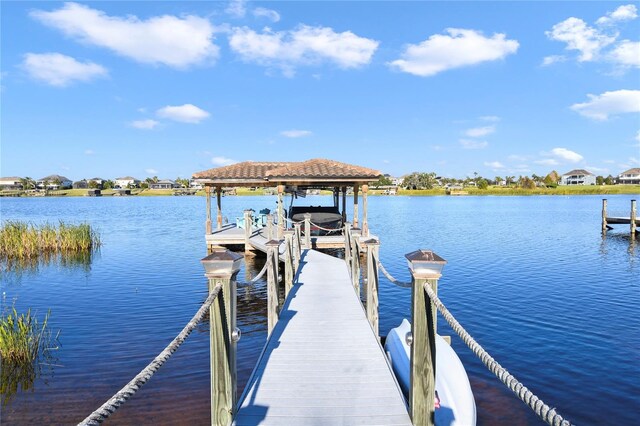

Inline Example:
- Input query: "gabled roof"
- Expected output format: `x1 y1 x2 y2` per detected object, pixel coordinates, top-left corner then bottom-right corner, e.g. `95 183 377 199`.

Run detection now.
115 176 139 181
563 169 593 176
620 168 640 175
38 174 71 181
193 159 381 186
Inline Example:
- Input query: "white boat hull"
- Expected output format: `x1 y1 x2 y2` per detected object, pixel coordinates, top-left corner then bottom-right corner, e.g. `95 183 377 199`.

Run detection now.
385 319 476 426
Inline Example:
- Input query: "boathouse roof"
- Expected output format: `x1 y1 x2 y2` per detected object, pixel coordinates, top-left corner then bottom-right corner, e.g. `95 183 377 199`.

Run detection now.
193 158 381 186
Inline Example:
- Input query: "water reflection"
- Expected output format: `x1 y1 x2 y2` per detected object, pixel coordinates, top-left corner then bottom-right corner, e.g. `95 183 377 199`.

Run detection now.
1 250 97 283
599 232 639 268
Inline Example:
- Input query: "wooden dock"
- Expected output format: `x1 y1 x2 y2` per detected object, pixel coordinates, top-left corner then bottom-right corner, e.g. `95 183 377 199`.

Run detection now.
234 249 411 425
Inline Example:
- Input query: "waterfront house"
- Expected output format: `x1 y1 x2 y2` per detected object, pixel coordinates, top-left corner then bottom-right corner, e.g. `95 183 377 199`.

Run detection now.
36 175 72 190
617 168 640 185
115 176 140 189
560 169 596 185
189 179 205 189
73 179 89 189
149 179 178 190
0 176 23 190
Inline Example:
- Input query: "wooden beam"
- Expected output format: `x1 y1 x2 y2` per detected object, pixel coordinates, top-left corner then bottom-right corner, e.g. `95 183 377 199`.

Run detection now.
365 239 380 337
266 240 280 336
631 199 637 237
353 184 359 228
277 184 284 239
362 184 369 237
341 186 347 222
206 186 212 234
602 199 607 236
216 186 223 231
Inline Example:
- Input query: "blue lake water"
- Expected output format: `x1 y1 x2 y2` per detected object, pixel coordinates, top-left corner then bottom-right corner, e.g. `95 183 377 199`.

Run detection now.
1 195 639 425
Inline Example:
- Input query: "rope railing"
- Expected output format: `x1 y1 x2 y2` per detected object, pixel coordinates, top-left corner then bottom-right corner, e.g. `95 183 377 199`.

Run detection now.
378 261 411 288
244 261 269 284
422 283 572 426
78 284 222 425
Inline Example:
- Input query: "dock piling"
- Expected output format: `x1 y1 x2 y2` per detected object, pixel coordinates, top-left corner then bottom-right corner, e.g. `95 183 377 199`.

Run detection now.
304 213 311 248
265 240 280 336
205 186 212 234
602 199 607 235
350 227 362 295
283 231 294 297
365 239 380 337
632 200 637 238
244 209 253 254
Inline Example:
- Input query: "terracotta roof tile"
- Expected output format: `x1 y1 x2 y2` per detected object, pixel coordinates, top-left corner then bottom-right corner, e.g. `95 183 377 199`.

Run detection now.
192 162 291 180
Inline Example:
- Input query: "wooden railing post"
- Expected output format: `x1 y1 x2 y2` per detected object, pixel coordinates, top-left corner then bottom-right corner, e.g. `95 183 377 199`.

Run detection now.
304 213 311 248
203 249 243 426
216 186 223 231
277 184 284 239
283 231 294 297
293 222 302 271
343 222 352 273
631 199 637 238
350 227 362 295
266 214 274 240
405 250 447 426
205 186 212 234
365 239 380 337
265 240 280 336
602 199 608 235
243 209 253 254
362 183 369 237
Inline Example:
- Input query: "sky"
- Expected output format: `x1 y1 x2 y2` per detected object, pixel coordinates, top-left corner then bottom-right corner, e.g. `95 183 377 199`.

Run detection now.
1 1 639 181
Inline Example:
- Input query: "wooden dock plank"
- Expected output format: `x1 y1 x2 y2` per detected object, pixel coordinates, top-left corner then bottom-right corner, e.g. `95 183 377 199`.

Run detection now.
235 249 411 425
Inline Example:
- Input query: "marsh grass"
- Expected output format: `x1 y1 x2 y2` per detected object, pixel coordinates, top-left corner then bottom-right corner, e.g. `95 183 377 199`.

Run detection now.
0 307 59 404
0 221 101 260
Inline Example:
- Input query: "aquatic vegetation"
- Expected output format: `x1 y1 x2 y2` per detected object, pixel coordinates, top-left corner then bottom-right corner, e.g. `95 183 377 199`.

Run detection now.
0 221 101 260
0 307 59 404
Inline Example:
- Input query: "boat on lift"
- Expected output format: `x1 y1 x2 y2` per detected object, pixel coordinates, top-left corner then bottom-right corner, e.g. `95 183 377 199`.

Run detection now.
385 318 476 425
286 186 344 235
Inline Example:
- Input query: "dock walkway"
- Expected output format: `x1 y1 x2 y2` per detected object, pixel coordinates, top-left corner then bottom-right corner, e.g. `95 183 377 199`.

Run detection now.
234 249 411 425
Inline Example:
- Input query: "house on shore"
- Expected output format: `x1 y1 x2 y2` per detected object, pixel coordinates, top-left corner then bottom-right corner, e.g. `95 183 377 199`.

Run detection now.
149 179 178 190
560 169 595 185
617 168 640 185
0 177 23 190
37 175 72 190
115 176 141 189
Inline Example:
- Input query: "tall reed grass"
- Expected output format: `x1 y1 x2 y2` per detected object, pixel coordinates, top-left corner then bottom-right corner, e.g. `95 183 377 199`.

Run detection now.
0 221 101 259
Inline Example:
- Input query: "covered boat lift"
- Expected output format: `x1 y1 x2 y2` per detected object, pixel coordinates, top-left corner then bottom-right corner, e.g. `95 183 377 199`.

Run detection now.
192 158 381 250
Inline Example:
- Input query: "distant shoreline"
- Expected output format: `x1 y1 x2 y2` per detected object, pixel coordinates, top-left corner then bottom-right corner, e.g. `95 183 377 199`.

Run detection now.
2 185 639 198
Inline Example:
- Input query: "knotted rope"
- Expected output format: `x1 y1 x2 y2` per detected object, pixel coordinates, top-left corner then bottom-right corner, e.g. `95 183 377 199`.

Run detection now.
422 283 572 426
78 284 222 425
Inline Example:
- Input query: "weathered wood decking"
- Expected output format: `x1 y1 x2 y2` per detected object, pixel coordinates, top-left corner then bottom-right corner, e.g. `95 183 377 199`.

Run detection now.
234 249 411 425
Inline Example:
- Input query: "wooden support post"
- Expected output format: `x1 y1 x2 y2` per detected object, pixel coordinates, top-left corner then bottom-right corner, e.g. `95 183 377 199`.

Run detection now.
265 240 280 336
244 209 253 254
350 227 362 295
277 184 284 239
353 184 359 228
362 184 369 237
365 239 380 337
341 186 347 222
293 222 302 271
406 250 446 426
216 186 223 231
344 222 352 273
283 231 294 297
204 250 242 426
602 199 608 236
206 186 212 234
304 213 311 248
266 214 274 240
631 199 637 238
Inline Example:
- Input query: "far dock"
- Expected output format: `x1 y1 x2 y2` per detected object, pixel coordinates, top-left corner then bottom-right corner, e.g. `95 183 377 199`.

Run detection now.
601 199 637 237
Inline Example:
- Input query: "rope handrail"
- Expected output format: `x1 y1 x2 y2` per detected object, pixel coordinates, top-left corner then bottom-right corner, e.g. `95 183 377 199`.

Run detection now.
422 283 572 426
378 261 412 288
245 261 269 284
78 284 223 426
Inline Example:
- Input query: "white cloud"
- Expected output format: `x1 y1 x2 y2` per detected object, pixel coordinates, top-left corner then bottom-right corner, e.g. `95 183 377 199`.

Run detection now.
480 115 500 122
226 0 247 18
157 104 210 123
459 139 488 149
281 129 312 138
608 40 640 67
571 89 640 120
534 159 560 166
145 168 158 175
253 7 280 23
31 2 219 69
22 52 107 87
550 147 584 163
541 54 567 66
546 17 615 62
211 156 237 166
596 4 638 26
484 161 505 169
84 149 95 155
130 119 160 129
229 25 379 74
464 125 495 138
388 28 519 77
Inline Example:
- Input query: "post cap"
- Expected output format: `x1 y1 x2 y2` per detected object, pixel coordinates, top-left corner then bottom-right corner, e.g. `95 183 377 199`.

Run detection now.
405 249 446 278
201 249 243 277
265 239 280 247
362 238 380 246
